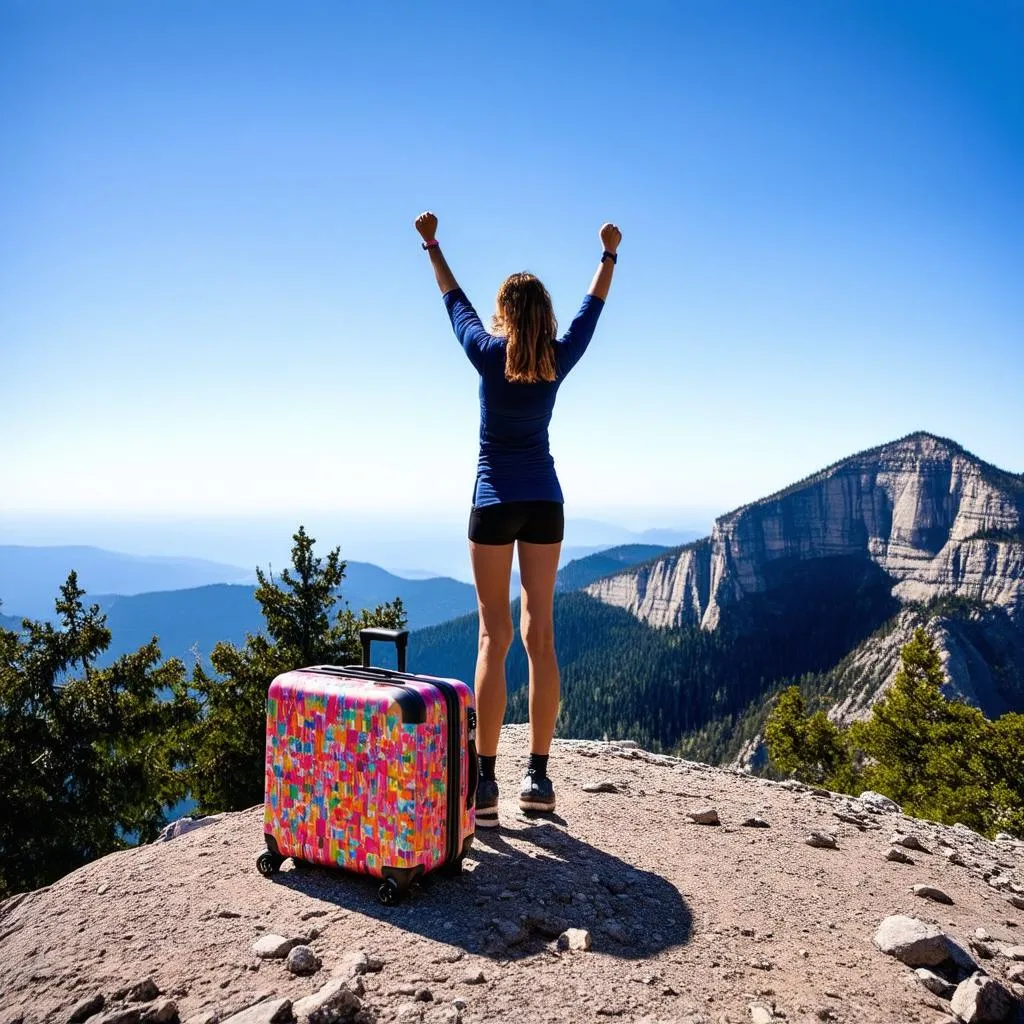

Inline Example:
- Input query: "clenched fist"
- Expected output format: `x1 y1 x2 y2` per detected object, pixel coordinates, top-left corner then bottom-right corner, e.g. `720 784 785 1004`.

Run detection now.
415 211 438 243
600 222 622 253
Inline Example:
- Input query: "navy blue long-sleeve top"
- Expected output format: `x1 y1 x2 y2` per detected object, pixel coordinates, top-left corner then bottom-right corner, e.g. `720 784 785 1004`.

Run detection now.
443 287 604 508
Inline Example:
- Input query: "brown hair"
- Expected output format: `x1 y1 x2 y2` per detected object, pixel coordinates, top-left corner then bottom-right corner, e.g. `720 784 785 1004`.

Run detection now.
490 272 558 384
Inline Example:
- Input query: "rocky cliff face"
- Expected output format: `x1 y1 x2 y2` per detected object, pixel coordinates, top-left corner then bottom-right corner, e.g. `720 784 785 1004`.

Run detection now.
586 433 1024 630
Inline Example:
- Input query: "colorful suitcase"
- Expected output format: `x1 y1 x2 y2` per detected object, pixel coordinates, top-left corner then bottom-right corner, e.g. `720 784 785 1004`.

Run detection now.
255 628 478 903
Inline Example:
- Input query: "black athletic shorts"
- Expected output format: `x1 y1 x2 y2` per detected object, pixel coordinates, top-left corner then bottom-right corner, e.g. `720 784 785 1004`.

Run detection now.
468 500 565 545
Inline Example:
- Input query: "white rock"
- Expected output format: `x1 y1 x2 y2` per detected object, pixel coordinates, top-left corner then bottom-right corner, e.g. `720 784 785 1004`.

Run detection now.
252 934 303 959
221 999 293 1024
805 832 838 849
859 791 901 813
558 927 592 951
292 977 362 1022
141 1001 178 1024
950 972 1016 1023
1003 945 1024 961
156 813 228 842
748 1005 774 1024
873 915 951 967
914 968 954 997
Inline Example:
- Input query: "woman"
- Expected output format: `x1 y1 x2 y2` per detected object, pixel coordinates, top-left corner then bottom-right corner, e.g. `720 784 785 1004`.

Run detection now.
415 211 621 828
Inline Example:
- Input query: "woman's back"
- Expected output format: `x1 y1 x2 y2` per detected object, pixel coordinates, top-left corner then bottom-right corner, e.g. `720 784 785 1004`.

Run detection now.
443 287 604 506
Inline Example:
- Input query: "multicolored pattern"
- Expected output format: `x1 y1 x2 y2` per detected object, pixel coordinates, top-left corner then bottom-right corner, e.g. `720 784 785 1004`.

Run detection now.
264 668 474 877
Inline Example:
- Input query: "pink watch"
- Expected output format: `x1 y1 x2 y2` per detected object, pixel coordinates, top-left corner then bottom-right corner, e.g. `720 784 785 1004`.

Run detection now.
422 239 439 250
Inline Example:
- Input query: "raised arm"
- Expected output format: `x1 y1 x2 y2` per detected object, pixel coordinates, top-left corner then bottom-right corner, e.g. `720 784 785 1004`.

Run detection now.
587 222 622 301
415 211 459 295
555 223 622 375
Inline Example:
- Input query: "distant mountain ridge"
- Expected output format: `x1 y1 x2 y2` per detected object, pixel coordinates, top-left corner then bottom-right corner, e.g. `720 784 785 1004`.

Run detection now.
0 545 668 671
0 545 253 620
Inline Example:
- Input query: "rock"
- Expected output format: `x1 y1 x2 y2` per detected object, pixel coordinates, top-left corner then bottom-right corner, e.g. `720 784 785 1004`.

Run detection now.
686 807 720 825
140 1002 178 1024
742 817 770 828
582 780 618 793
338 951 384 977
88 1011 142 1024
128 979 161 1003
252 934 303 959
292 976 362 1023
873 915 952 967
156 814 227 842
286 945 321 975
805 832 838 849
913 884 954 904
461 970 485 985
976 929 993 942
395 1003 423 1022
971 939 997 960
749 1006 774 1024
886 847 915 864
892 832 931 853
1008 895 1024 910
300 909 328 920
184 1014 218 1024
914 968 955 997
489 918 527 946
1003 946 1024 961
1007 964 1024 983
414 989 432 1002
950 973 1017 1022
859 791 901 813
602 919 630 943
558 928 592 951
945 848 968 867
68 994 105 1024
524 911 569 938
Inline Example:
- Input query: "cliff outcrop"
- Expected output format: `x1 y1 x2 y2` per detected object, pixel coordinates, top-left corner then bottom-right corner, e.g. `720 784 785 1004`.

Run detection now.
586 433 1024 630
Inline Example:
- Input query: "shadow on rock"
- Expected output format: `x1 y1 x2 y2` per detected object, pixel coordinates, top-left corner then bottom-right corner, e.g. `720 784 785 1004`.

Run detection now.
270 813 692 962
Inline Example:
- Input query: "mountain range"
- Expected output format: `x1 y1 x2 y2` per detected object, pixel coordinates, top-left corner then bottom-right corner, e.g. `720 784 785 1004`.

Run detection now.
0 546 670 670
411 433 1024 764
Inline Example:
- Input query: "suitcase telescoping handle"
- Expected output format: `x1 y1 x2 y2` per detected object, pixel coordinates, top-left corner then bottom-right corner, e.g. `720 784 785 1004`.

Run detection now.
359 627 409 674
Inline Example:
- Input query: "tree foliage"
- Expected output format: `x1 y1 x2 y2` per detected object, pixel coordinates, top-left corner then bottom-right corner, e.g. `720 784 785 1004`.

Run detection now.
0 575 192 899
765 627 1024 837
179 526 406 813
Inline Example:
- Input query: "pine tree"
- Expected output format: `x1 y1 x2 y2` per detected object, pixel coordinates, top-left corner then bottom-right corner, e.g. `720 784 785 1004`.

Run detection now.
181 526 406 813
0 575 191 899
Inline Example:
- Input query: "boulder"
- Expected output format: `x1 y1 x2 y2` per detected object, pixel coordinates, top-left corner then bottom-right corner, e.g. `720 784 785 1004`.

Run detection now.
950 973 1017 1023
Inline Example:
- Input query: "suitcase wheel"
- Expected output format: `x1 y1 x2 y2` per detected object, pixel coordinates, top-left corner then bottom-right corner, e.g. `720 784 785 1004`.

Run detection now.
377 878 402 906
256 851 284 877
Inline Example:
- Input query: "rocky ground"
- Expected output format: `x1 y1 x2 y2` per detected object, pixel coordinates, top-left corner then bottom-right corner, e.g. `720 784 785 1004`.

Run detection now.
2 724 1023 1024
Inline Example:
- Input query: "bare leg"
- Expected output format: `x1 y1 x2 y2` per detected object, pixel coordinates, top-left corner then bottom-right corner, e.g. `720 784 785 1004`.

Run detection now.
517 539 562 756
469 541 515 758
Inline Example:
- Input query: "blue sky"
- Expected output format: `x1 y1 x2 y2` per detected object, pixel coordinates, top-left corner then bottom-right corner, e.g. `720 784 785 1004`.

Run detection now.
2 0 1022 531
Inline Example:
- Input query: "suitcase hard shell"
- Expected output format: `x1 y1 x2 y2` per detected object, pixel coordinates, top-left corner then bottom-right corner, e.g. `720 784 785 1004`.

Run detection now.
256 629 477 903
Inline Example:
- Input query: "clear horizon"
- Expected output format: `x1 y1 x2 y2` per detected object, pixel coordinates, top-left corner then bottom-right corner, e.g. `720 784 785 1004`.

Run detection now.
3 1 1022 520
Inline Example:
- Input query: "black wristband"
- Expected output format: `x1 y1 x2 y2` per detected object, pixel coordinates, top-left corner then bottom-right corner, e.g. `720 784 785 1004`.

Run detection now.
601 250 617 264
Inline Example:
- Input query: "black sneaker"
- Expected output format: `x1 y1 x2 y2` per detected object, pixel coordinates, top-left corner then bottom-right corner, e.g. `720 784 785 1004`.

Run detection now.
518 773 556 813
476 778 500 829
